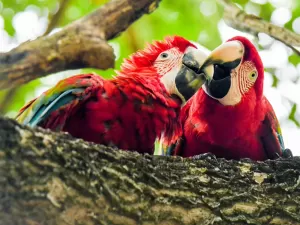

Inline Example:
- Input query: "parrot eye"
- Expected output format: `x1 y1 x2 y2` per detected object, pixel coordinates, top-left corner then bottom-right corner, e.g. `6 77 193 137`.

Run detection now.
249 71 258 81
160 52 169 59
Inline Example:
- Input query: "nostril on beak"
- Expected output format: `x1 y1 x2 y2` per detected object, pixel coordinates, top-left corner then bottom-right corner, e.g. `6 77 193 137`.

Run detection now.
182 53 201 74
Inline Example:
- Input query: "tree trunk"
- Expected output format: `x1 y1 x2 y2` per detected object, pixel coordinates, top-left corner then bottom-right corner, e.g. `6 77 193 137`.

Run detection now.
0 117 300 225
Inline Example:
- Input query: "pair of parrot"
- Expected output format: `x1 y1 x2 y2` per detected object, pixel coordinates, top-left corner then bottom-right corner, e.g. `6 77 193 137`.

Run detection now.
16 36 207 154
16 35 292 160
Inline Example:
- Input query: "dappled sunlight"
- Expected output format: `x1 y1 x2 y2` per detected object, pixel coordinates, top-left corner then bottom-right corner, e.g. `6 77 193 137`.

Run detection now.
269 0 294 8
199 0 217 17
271 7 292 26
13 7 47 42
259 42 289 68
292 17 300 34
244 1 261 15
218 19 254 41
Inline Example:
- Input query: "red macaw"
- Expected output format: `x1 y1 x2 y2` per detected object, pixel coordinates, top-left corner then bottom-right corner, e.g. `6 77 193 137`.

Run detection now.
16 36 208 154
169 36 293 160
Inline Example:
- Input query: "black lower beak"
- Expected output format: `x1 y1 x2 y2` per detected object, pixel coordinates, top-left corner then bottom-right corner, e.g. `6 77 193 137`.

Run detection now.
175 48 208 102
204 76 231 99
175 64 206 101
204 64 232 99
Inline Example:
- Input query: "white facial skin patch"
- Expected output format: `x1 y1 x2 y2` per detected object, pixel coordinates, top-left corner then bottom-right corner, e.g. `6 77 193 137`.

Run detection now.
154 47 185 101
154 48 183 76
219 61 258 106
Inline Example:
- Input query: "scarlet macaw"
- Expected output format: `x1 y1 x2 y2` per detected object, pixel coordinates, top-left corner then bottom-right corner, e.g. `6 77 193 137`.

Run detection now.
16 36 208 154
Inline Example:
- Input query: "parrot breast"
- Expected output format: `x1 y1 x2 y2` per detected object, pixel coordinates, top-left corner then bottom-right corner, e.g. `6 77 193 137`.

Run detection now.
179 89 270 160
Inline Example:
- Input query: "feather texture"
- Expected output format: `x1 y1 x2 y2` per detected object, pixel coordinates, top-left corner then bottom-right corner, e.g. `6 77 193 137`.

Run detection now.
16 36 195 154
174 91 284 160
171 36 288 160
16 72 182 153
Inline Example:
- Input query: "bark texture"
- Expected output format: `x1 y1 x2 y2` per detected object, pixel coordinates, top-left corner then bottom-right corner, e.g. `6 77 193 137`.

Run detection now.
0 117 300 225
0 0 160 90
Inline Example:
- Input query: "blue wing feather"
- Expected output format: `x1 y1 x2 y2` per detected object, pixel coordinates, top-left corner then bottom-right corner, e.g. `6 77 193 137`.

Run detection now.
16 73 104 129
28 88 84 127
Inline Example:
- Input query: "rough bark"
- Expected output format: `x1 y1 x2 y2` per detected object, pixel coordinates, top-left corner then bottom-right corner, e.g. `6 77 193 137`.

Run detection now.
218 0 300 55
0 0 160 90
0 116 300 225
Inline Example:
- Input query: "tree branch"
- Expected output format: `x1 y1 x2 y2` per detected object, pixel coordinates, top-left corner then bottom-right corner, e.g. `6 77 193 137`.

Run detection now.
0 0 70 115
0 0 160 90
218 0 300 55
0 116 300 225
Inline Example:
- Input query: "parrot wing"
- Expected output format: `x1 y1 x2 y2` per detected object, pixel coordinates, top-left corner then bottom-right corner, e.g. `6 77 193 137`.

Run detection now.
16 73 104 130
260 97 285 159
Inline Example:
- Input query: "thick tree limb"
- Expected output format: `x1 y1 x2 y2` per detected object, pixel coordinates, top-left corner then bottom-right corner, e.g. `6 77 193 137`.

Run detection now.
0 116 300 225
0 0 70 115
218 0 300 55
0 0 160 90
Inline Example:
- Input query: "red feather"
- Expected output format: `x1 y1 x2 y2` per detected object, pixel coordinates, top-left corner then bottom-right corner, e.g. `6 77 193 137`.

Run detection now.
17 36 194 154
174 36 285 160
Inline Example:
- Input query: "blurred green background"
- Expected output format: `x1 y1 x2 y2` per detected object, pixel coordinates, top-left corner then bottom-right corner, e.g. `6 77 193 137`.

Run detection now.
0 0 300 154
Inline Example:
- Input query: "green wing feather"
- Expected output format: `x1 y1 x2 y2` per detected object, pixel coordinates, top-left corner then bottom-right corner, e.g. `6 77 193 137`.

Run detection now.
16 74 103 128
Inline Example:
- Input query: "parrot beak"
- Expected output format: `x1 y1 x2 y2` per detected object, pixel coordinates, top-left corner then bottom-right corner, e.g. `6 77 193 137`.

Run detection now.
199 40 244 99
174 46 208 102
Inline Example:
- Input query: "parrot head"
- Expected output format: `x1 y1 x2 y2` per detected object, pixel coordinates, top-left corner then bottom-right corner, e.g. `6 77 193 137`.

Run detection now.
199 36 264 106
120 36 208 103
